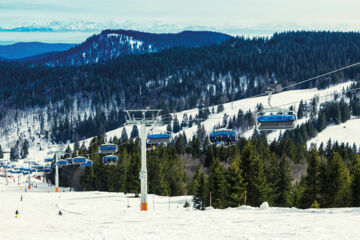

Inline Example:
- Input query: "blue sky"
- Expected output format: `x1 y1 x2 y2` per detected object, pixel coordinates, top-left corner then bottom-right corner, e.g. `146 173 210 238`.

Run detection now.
0 0 360 43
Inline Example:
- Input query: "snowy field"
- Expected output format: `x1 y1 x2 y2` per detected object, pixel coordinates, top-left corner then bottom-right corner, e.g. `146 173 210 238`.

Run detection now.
307 118 360 148
1 176 360 240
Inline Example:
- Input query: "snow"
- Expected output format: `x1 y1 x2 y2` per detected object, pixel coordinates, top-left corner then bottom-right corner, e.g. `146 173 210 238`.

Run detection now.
0 80 353 167
307 118 360 148
1 176 360 239
70 81 352 151
173 81 351 141
260 201 269 209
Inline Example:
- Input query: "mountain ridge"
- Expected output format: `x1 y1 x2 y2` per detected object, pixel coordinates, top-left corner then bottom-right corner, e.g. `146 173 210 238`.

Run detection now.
0 42 76 59
20 29 232 65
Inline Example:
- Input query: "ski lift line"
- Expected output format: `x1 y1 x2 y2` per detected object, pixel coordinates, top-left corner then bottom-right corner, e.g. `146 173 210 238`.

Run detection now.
75 122 128 151
270 86 360 110
55 81 360 155
279 61 360 92
172 85 360 127
169 61 360 118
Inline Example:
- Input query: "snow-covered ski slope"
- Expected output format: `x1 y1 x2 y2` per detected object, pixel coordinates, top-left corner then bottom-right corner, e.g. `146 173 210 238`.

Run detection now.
0 80 354 166
307 118 360 148
1 177 360 240
79 81 352 146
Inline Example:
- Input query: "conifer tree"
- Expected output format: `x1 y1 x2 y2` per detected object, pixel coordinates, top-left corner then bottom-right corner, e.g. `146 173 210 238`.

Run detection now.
319 152 351 207
10 145 19 161
126 152 140 194
173 116 180 133
226 153 245 207
117 148 129 192
121 128 128 141
208 157 227 209
300 148 320 208
276 156 293 207
130 125 139 139
351 155 360 206
190 136 201 159
149 155 169 196
175 135 185 155
192 167 208 210
20 140 29 159
241 143 270 206
188 166 200 195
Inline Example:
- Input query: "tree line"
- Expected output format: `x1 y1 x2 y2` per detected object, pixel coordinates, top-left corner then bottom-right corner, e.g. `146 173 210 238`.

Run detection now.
47 129 360 210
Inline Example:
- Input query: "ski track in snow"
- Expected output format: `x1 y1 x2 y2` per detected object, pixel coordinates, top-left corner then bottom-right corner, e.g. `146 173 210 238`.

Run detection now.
1 177 360 240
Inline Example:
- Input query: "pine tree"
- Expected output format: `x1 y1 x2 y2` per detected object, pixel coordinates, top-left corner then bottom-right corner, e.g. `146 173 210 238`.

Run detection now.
351 155 360 206
126 152 140 194
130 125 139 139
10 145 19 161
319 152 351 207
190 136 201 159
188 166 200 195
192 167 208 210
20 140 29 159
175 135 185 155
241 143 270 206
173 116 180 133
276 157 293 207
217 104 224 113
121 128 128 141
166 124 172 133
300 148 320 208
148 150 169 196
208 157 227 209
297 100 304 119
226 153 245 207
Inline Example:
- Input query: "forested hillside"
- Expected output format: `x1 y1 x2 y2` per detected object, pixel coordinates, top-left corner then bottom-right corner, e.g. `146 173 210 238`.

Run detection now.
48 130 360 209
1 31 360 115
2 31 360 210
21 30 231 65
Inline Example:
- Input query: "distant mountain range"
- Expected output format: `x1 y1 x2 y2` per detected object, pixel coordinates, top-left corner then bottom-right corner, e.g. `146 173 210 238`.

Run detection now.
0 42 76 60
19 30 232 65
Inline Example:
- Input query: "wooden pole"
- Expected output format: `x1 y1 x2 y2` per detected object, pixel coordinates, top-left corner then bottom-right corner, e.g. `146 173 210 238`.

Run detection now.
210 192 212 207
244 188 247 206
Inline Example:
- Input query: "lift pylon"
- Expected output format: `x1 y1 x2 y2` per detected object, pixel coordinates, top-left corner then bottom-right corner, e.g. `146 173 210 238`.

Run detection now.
125 109 162 211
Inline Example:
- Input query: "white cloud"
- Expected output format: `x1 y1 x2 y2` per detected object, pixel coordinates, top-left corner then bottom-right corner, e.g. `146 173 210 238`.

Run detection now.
1 0 360 42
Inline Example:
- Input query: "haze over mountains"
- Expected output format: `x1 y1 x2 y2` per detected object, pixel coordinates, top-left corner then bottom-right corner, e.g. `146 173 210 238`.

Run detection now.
0 42 76 59
0 29 231 64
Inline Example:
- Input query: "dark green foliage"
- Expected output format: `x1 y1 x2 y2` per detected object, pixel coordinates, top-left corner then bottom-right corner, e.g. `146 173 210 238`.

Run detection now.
130 125 139 139
192 167 209 210
126 152 141 194
351 155 360 206
226 153 245 207
241 143 270 206
300 149 320 208
175 135 186 155
275 157 293 207
282 100 352 148
173 116 180 133
121 128 128 141
20 139 29 159
217 104 224 113
208 157 228 208
10 143 19 161
319 152 351 207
